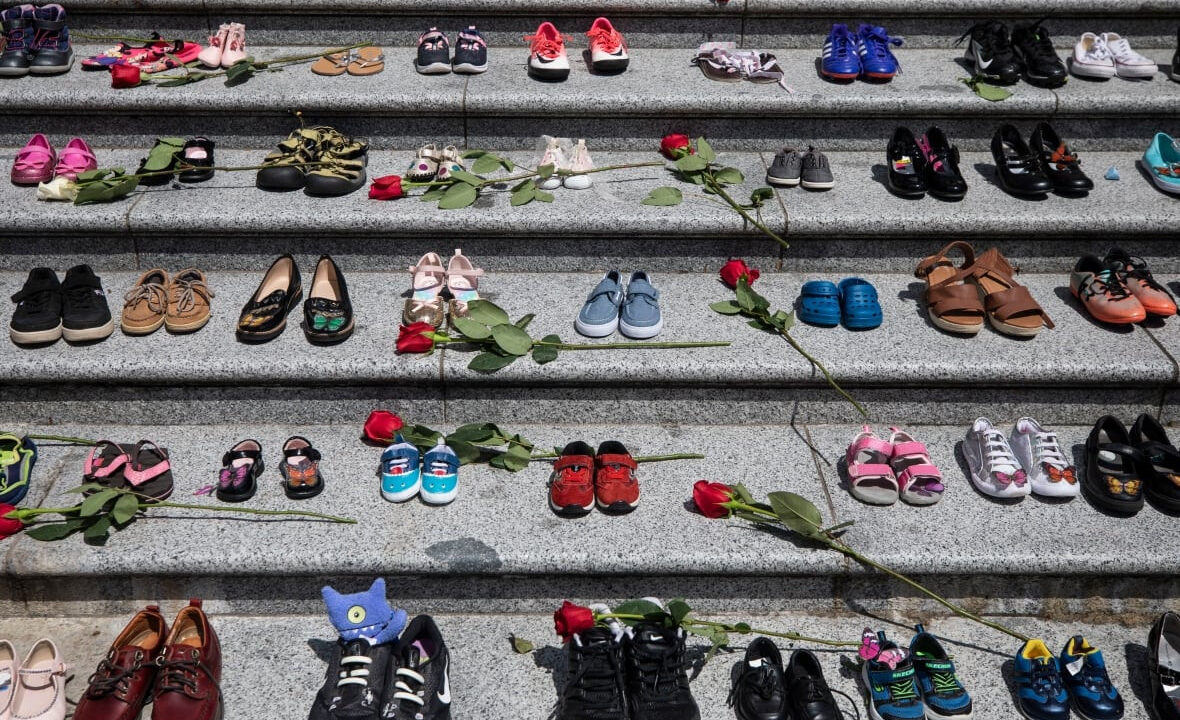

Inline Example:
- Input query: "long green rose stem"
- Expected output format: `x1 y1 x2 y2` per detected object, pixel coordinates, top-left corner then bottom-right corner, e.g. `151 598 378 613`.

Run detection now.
433 338 730 352
403 160 668 192
777 331 868 419
24 434 98 445
600 612 858 648
705 170 789 250
147 42 375 82
729 502 1029 642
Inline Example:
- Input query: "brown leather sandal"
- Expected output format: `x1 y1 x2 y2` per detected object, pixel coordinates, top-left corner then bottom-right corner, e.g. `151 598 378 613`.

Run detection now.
914 241 985 335
963 247 1055 338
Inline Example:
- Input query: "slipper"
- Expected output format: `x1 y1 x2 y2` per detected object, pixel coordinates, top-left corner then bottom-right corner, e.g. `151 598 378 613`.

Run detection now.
311 50 350 76
122 440 174 502
81 34 166 69
838 277 882 330
347 46 385 76
0 434 36 505
798 280 840 327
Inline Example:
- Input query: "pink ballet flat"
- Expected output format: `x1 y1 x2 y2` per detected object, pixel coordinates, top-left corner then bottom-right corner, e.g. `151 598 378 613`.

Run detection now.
11 133 56 185
53 137 97 180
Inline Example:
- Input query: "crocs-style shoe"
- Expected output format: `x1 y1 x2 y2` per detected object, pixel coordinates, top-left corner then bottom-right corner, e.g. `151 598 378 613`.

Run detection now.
798 280 841 327
845 426 899 505
11 134 56 185
52 137 96 181
380 435 421 503
886 427 943 505
0 433 36 505
420 440 459 505
839 277 882 330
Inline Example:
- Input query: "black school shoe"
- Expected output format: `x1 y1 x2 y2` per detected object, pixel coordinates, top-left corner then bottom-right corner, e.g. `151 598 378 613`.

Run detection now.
10 267 62 345
304 255 354 344
886 127 927 197
309 635 394 720
1029 123 1093 194
178 137 215 183
1011 20 1067 88
729 638 788 720
1130 414 1180 513
238 254 303 342
991 123 1053 197
382 615 452 720
60 265 114 342
1148 611 1180 720
918 127 968 200
625 623 700 720
785 649 846 720
558 624 627 720
1084 415 1145 514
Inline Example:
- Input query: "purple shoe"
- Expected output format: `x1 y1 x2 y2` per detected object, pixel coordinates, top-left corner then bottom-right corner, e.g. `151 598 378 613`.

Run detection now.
11 133 56 185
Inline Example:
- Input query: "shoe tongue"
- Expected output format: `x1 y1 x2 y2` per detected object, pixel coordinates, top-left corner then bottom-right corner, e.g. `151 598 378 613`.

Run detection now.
34 4 60 20
578 627 614 647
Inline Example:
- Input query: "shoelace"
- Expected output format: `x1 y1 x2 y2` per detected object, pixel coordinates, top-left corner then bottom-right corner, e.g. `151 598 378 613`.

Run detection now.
803 151 829 172
64 283 104 311
334 642 373 691
86 653 143 696
12 287 53 315
726 662 778 706
554 462 590 490
827 29 856 60
124 282 167 314
930 670 961 695
390 666 426 709
860 27 903 66
1081 36 1112 62
634 646 685 701
155 655 217 696
1105 36 1147 63
708 49 793 91
886 674 920 702
982 431 1021 472
1082 269 1132 300
562 641 624 712
587 26 622 53
1121 256 1170 293
1021 22 1058 63
170 276 213 314
1033 432 1068 469
597 460 633 486
524 33 566 58
1031 660 1064 696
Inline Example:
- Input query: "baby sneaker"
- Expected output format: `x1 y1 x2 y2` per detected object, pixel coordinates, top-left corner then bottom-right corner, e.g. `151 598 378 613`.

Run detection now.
887 427 943 505
220 22 247 67
452 25 487 74
197 23 230 67
563 138 593 190
537 135 566 190
575 270 624 338
445 249 484 321
406 143 441 181
53 137 96 181
618 270 662 339
963 417 1031 499
1010 417 1079 498
436 145 465 181
404 252 446 328
380 434 421 502
415 27 451 74
420 440 459 505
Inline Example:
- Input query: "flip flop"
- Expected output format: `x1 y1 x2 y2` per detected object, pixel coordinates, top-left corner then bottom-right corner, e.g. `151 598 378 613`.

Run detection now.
347 46 385 76
122 440 174 503
310 50 350 76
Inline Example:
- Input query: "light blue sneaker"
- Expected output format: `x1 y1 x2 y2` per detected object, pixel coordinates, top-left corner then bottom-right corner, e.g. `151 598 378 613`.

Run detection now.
380 434 421 502
575 270 624 338
619 271 662 339
1141 132 1180 195
420 440 459 505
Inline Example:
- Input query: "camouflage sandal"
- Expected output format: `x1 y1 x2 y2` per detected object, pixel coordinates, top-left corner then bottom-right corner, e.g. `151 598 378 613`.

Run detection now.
304 131 368 197
256 126 329 191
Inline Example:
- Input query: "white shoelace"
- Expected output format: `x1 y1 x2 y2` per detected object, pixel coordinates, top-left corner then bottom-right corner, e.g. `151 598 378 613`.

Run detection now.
1079 37 1111 63
1033 431 1068 469
982 431 1019 472
708 49 793 92
392 667 426 706
337 654 371 688
1105 35 1150 65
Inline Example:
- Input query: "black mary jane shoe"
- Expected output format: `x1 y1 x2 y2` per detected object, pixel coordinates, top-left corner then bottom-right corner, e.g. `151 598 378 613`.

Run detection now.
918 126 968 200
136 137 184 186
178 137 216 183
237 254 303 343
1029 122 1093 194
280 436 324 500
1084 415 1145 515
216 439 263 503
991 123 1053 197
303 254 354 344
1130 413 1180 513
886 126 927 197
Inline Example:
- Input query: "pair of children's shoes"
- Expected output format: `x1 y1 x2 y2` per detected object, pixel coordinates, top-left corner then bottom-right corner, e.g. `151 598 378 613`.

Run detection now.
537 135 594 190
197 22 246 68
799 276 881 329
406 143 465 182
404 249 484 328
844 425 944 505
380 436 459 505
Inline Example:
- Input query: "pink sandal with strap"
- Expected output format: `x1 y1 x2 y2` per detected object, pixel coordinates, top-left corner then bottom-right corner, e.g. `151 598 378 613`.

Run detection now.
83 440 129 489
845 426 899 505
886 427 944 505
122 440 174 502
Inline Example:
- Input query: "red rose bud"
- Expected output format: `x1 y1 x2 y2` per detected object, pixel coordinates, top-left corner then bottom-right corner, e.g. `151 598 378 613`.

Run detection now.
0 504 24 540
396 322 436 354
553 601 596 642
110 63 142 89
369 174 405 200
659 133 693 160
362 410 405 444
692 480 737 518
719 259 760 289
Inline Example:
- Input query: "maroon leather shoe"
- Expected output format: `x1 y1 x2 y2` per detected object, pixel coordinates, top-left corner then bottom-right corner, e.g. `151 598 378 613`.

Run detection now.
74 605 168 720
151 599 223 720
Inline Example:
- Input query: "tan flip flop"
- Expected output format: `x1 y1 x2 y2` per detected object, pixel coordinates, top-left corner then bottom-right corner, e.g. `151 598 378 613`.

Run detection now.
347 46 385 76
310 50 350 76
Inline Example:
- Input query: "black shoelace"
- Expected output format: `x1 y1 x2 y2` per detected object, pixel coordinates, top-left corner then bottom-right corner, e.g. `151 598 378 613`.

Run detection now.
86 653 143 696
633 647 687 702
13 288 53 315
155 654 218 697
1020 21 1059 62
1082 270 1131 300
63 283 103 311
1031 663 1064 696
562 642 625 714
1122 257 1169 293
955 22 1013 60
727 663 778 707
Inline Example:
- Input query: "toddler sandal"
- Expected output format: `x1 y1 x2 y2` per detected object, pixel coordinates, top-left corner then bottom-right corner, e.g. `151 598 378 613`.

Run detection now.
122 440 174 502
0 434 36 505
798 280 841 327
404 252 446 327
838 277 882 330
311 50 351 76
965 247 1054 338
347 46 385 76
380 435 421 503
445 249 484 321
217 439 263 503
281 436 324 500
915 240 985 335
886 427 943 505
845 426 899 505
82 440 130 492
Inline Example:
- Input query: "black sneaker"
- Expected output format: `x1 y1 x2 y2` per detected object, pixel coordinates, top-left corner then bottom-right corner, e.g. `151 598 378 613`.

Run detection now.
60 265 114 342
9 267 62 345
1011 20 1067 87
625 623 700 720
452 26 487 74
956 20 1020 85
309 636 394 720
728 638 788 720
558 624 627 720
381 615 451 720
415 27 451 74
28 2 72 75
0 4 33 77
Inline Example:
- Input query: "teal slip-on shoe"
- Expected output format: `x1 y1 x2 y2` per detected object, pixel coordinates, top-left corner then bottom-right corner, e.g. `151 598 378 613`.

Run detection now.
1141 132 1180 195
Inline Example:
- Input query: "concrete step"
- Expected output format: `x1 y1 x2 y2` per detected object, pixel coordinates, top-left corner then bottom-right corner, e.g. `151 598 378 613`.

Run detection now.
6 47 1179 149
0 271 1175 425
2 421 1177 619
0 610 1163 720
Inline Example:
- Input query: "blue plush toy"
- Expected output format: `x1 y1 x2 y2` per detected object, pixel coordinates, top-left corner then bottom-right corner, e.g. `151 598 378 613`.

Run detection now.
321 578 407 645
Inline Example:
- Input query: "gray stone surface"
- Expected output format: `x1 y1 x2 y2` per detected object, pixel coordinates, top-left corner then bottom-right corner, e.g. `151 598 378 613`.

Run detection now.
0 147 141 233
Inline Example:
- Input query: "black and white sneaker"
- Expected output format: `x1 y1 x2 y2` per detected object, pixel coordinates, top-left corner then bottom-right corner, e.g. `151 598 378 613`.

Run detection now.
9 267 62 345
956 20 1021 85
309 637 394 720
625 624 701 720
381 615 451 720
558 622 628 720
59 264 113 342
1011 20 1067 87
415 28 451 74
452 26 487 74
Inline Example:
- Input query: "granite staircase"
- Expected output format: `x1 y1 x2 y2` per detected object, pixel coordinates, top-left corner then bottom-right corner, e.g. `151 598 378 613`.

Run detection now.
2 0 1180 718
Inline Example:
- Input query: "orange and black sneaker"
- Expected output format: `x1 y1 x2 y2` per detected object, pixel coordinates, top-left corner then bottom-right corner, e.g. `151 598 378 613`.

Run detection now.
595 441 639 514
549 441 595 517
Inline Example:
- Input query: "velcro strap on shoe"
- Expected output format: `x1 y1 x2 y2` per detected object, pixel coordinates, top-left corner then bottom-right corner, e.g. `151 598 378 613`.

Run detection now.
896 463 941 482
34 18 65 30
847 462 893 480
285 445 322 462
597 454 637 470
554 455 593 473
890 440 929 458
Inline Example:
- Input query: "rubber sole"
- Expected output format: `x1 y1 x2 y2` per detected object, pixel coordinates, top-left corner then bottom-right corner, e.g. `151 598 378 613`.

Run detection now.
928 312 983 336
563 176 592 190
63 318 115 343
574 316 618 338
10 323 62 345
528 63 570 81
821 69 859 80
549 494 594 517
304 318 355 345
1116 65 1158 79
968 471 1031 499
995 171 1052 198
0 66 29 77
165 314 211 334
452 62 487 74
420 486 458 505
1141 159 1180 195
590 58 629 72
1070 62 1116 79
381 481 422 503
766 175 801 187
618 318 662 339
988 314 1042 338
801 178 836 190
122 315 166 336
415 61 452 74
849 484 899 505
597 497 638 514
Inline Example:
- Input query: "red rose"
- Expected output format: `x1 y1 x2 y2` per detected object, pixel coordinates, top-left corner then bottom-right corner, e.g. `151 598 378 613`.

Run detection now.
719 259 760 289
553 601 596 641
363 410 405 445
396 322 436 354
369 174 405 201
0 504 24 540
692 481 736 518
660 133 693 160
110 63 142 89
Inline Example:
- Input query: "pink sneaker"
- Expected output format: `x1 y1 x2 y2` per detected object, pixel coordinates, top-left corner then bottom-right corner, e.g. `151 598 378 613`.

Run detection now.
53 137 96 180
11 133 56 185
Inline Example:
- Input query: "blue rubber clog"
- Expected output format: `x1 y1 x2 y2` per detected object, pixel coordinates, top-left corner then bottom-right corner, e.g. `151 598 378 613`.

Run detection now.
798 280 841 327
838 277 883 329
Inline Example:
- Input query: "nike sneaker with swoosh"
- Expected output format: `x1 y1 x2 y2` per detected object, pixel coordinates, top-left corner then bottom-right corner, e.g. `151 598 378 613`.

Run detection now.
955 20 1020 85
382 615 451 720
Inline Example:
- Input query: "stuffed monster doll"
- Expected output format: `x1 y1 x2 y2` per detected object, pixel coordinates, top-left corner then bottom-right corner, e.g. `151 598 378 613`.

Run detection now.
322 577 407 645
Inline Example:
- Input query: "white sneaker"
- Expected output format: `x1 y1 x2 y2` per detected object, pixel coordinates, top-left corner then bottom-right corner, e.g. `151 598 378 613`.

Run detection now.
537 136 566 190
526 21 570 81
1009 417 1080 498
564 139 593 190
963 417 1031 499
1102 32 1157 78
1071 32 1116 78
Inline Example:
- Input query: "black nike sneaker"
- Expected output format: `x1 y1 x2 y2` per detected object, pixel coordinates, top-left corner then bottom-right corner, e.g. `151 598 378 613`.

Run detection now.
558 624 627 720
309 637 394 720
1011 20 1067 87
59 264 114 342
381 615 451 720
9 267 62 345
956 20 1021 85
625 623 701 720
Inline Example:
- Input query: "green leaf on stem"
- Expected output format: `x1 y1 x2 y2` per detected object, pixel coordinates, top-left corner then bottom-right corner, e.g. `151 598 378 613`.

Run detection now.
535 190 554 203
401 424 443 447
66 483 106 494
514 313 535 330
641 187 683 206
713 167 744 185
451 316 492 340
468 352 518 372
511 635 535 654
448 169 484 187
735 282 757 312
734 622 751 633
696 137 717 165
23 518 87 541
747 318 772 331
461 150 487 159
962 76 1011 102
767 491 824 539
500 157 515 172
732 483 756 504
141 138 184 171
438 182 478 209
465 300 511 326
667 599 692 625
471 155 502 175
532 344 558 365
540 334 561 345
448 423 498 443
686 624 728 660
491 324 533 356
224 60 255 85
510 181 536 207
676 154 708 173
750 187 775 205
536 164 555 180
110 493 139 525
613 599 667 625
80 489 118 517
709 300 742 315
75 169 108 183
83 515 112 544
447 439 481 464
502 443 533 470
156 76 196 87
420 187 447 202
